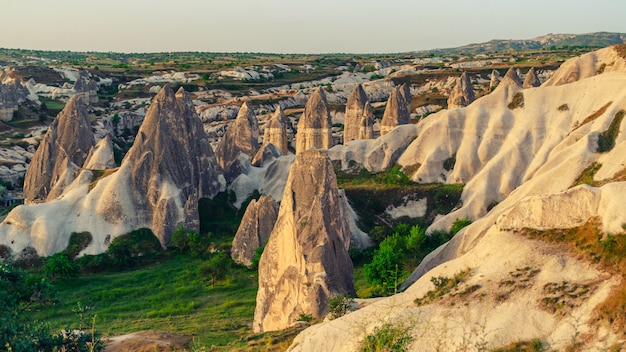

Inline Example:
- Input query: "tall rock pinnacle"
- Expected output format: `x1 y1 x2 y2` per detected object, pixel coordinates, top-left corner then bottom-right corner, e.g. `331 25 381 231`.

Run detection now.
253 150 355 332
490 69 501 90
295 87 334 154
214 102 260 177
447 71 476 109
358 101 374 140
344 84 370 144
231 195 279 266
112 86 221 244
380 84 411 136
24 95 95 204
502 67 523 87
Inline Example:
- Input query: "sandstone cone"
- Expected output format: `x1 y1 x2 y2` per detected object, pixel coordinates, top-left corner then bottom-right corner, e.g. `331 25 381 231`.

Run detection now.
295 87 334 154
253 150 355 332
252 106 288 166
215 102 260 176
490 69 500 90
231 195 279 266
358 101 374 140
24 95 95 203
343 84 370 144
523 67 541 88
502 67 523 87
447 71 475 109
109 86 221 244
84 135 116 170
380 84 411 135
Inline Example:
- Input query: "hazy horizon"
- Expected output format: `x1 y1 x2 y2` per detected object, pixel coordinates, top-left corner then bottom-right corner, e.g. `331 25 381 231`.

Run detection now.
2 0 626 54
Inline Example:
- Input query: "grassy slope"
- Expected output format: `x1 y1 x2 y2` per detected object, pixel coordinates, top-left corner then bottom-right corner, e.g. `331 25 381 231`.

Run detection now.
30 255 258 349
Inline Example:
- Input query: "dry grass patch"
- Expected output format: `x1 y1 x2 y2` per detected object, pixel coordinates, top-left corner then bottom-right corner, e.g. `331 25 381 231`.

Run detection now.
88 168 119 191
507 92 524 110
495 266 540 303
570 101 612 132
414 268 474 306
613 44 626 59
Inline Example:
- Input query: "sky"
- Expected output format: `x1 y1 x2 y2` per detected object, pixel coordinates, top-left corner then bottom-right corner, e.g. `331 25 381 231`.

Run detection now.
1 0 625 54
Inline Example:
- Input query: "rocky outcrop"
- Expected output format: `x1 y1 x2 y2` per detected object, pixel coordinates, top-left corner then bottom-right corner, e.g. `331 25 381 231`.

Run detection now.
254 150 355 332
358 102 374 140
84 135 116 170
380 84 411 135
502 67 523 87
447 71 475 109
489 69 500 90
253 106 288 166
522 67 541 88
23 95 95 204
102 86 222 245
231 195 279 266
73 77 98 104
214 102 260 178
0 78 29 121
295 87 334 154
343 84 370 144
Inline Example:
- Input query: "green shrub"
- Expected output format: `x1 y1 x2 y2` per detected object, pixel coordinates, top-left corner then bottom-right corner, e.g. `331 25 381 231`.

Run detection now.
298 313 313 322
364 233 407 296
597 110 625 153
443 153 456 171
327 294 355 319
361 323 412 352
45 253 80 283
508 92 524 109
200 252 232 286
64 231 93 260
106 228 162 269
450 217 472 235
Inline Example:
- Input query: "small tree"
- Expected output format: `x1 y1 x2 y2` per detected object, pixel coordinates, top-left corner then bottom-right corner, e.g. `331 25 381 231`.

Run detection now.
327 294 355 319
200 252 232 287
364 233 405 296
45 253 79 283
405 225 425 260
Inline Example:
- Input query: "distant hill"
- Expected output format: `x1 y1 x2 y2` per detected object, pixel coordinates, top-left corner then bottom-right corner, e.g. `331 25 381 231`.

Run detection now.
421 32 626 55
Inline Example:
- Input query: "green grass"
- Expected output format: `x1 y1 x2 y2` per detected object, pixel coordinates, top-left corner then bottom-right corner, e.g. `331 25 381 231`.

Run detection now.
29 254 259 349
597 109 625 153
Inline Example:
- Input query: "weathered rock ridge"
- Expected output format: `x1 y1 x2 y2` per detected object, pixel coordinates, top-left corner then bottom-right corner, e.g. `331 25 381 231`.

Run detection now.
295 87 334 154
254 150 355 332
231 195 279 266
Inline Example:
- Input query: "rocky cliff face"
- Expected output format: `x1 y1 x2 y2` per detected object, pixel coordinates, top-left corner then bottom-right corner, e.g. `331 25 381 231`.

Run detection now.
343 84 370 144
380 84 411 135
231 195 279 266
295 87 334 154
523 67 541 88
214 102 260 178
254 150 355 332
447 71 475 109
23 95 95 204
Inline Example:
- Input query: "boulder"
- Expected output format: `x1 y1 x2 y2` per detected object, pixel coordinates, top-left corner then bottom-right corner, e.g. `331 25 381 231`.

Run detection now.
295 87 334 154
253 150 355 332
231 195 279 266
23 95 95 204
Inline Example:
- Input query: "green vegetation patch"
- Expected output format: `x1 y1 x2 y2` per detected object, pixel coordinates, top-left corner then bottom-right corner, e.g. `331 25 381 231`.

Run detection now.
414 268 472 306
495 267 541 302
539 281 593 315
360 322 412 352
571 162 602 187
597 109 625 153
507 92 524 109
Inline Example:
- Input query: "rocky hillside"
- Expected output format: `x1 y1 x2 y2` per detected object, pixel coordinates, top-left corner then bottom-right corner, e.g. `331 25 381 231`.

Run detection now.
288 45 626 351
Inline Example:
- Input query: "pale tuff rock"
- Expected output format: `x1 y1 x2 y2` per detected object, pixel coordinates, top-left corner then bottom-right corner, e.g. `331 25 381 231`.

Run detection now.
214 102 260 178
73 77 98 104
254 150 355 332
104 86 222 245
523 67 541 88
447 71 475 109
358 102 374 140
231 195 279 266
343 84 371 144
380 84 411 135
0 78 29 121
489 69 500 90
295 87 334 154
23 95 95 204
84 135 116 170
501 67 523 87
252 106 288 166
542 45 626 86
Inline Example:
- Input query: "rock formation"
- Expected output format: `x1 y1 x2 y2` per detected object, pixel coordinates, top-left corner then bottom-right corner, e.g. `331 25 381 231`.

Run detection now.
254 150 355 332
501 67 523 87
295 87 334 154
252 106 288 166
23 95 95 204
214 102 260 178
231 195 279 266
357 101 374 140
104 86 222 244
343 84 370 144
522 67 541 88
0 78 29 121
447 71 475 109
84 135 116 170
73 77 98 104
380 84 411 136
489 69 500 90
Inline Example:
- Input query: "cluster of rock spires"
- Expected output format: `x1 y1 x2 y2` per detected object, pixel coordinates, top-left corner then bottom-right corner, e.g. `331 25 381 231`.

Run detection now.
380 84 411 135
447 71 475 109
253 150 355 332
23 95 95 204
73 75 98 104
295 87 334 154
252 106 289 166
343 84 374 144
